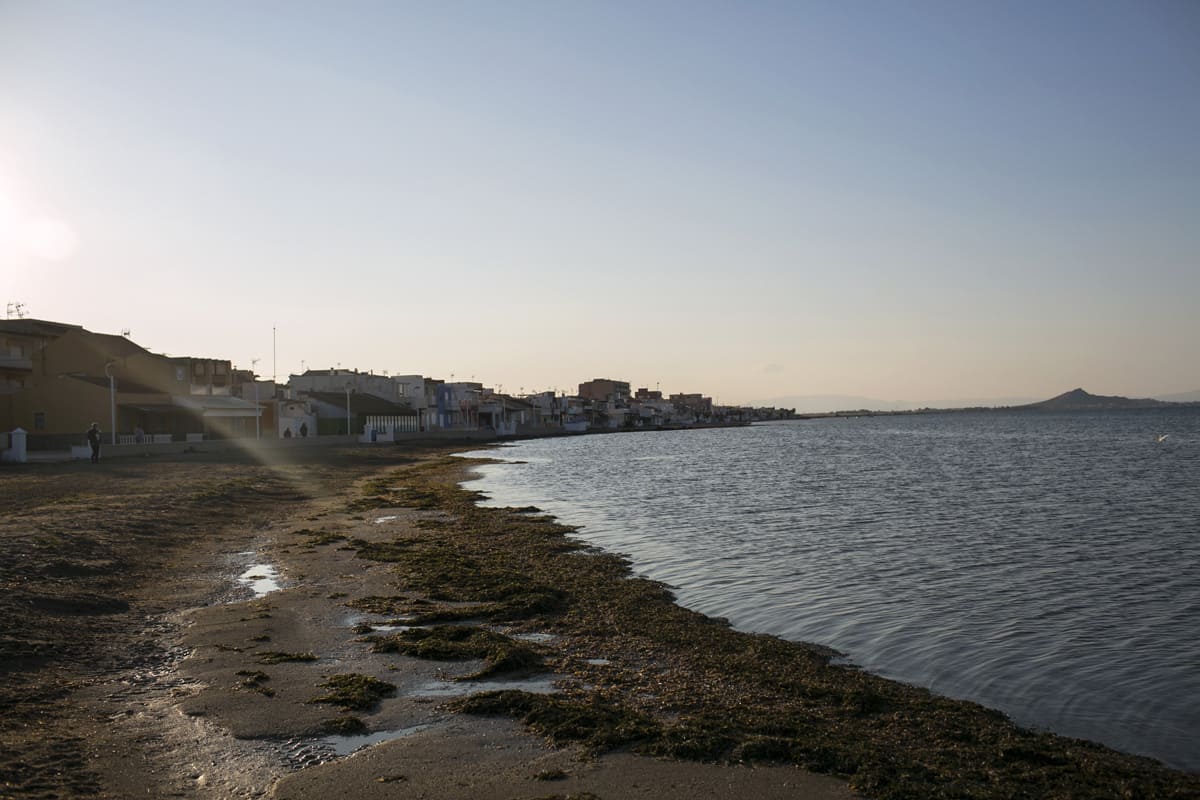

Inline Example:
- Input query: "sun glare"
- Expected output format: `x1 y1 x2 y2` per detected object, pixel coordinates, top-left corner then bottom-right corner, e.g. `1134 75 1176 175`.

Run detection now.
25 216 79 261
0 186 18 250
0 181 79 262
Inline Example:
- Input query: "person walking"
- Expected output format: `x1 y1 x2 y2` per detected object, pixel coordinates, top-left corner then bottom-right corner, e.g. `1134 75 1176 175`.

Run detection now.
87 422 102 463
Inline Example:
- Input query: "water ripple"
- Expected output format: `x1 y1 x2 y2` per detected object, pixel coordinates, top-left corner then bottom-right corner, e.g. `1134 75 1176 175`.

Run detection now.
461 408 1200 772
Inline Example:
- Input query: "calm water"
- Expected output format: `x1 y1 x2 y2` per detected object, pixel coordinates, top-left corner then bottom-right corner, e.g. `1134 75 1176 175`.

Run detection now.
462 408 1200 772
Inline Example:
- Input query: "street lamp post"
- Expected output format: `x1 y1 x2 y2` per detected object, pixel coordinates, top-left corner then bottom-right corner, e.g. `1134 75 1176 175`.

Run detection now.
251 358 261 439
345 383 352 438
103 361 117 445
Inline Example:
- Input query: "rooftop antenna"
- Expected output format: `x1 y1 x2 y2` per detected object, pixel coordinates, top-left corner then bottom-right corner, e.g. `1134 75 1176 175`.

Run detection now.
121 328 131 337
6 301 28 319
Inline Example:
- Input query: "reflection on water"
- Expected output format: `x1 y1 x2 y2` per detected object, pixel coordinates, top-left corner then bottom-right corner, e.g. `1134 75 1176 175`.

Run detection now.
320 724 432 756
237 563 280 597
460 408 1200 771
411 674 560 698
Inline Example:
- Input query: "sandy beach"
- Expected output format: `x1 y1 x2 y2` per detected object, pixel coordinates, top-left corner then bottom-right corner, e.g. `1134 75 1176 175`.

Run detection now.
2 441 1196 799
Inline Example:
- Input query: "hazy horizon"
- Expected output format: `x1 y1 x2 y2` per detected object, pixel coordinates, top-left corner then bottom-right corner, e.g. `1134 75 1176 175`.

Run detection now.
758 388 1200 415
3 2 1198 405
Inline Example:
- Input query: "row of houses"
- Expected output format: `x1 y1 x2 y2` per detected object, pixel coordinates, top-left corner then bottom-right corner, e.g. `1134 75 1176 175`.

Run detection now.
0 318 796 452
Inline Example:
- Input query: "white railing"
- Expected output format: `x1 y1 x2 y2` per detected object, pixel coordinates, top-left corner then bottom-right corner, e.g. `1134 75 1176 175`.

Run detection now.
364 415 421 433
117 434 174 445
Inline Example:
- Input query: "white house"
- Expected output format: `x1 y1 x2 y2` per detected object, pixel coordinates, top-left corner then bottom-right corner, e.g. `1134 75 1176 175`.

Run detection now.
277 399 316 438
289 369 403 403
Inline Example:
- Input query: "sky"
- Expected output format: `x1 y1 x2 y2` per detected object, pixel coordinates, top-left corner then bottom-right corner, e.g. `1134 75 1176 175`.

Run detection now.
2 1 1198 409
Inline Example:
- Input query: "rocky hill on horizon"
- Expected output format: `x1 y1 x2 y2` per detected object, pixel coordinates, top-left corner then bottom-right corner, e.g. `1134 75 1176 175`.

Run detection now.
1018 388 1174 411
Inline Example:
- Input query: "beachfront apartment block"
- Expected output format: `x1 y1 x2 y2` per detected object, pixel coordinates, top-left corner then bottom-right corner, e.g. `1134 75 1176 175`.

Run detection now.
431 381 484 430
578 378 631 405
631 396 674 426
299 390 419 436
524 391 568 428
287 370 432 416
0 318 82 395
288 368 405 404
390 374 428 408
670 392 714 417
0 319 260 447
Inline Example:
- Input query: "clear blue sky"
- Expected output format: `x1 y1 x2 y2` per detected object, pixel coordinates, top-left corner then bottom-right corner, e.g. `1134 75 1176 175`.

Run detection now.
3 1 1197 406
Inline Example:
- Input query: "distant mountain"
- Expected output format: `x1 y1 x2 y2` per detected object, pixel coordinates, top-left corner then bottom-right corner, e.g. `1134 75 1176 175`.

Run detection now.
1018 388 1170 411
755 389 1195 415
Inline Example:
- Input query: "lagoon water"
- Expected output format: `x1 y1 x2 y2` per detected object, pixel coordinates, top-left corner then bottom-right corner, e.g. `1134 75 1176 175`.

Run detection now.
462 408 1200 772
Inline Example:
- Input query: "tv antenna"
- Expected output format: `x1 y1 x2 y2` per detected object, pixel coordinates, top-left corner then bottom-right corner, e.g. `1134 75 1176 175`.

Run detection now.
121 328 131 337
6 301 28 319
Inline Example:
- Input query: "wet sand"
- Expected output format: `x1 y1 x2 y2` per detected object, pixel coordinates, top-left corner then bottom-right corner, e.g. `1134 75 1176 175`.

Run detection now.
1 442 1196 799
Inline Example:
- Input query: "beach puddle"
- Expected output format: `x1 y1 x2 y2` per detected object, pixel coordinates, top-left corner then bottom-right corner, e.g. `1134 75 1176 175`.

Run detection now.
237 563 281 597
373 515 399 524
320 723 432 756
585 658 612 666
411 674 559 698
512 632 557 644
344 614 412 634
278 724 434 770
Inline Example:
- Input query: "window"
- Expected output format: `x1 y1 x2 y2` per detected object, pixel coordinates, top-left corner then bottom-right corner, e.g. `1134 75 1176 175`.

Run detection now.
33 412 45 431
176 366 185 381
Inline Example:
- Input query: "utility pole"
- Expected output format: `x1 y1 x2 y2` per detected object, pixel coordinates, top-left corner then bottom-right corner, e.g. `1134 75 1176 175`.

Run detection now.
104 361 117 445
251 358 261 439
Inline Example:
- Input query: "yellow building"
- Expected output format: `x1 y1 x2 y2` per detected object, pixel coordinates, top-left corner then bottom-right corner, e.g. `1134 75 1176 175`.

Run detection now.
1 319 260 448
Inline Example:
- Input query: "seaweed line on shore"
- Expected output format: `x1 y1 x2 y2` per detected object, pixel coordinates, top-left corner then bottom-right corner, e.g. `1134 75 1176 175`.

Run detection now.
349 452 1200 800
3 445 1198 800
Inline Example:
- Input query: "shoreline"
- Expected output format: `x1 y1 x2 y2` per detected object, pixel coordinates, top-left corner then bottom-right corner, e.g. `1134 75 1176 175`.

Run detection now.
1 443 1196 798
457 431 1199 774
